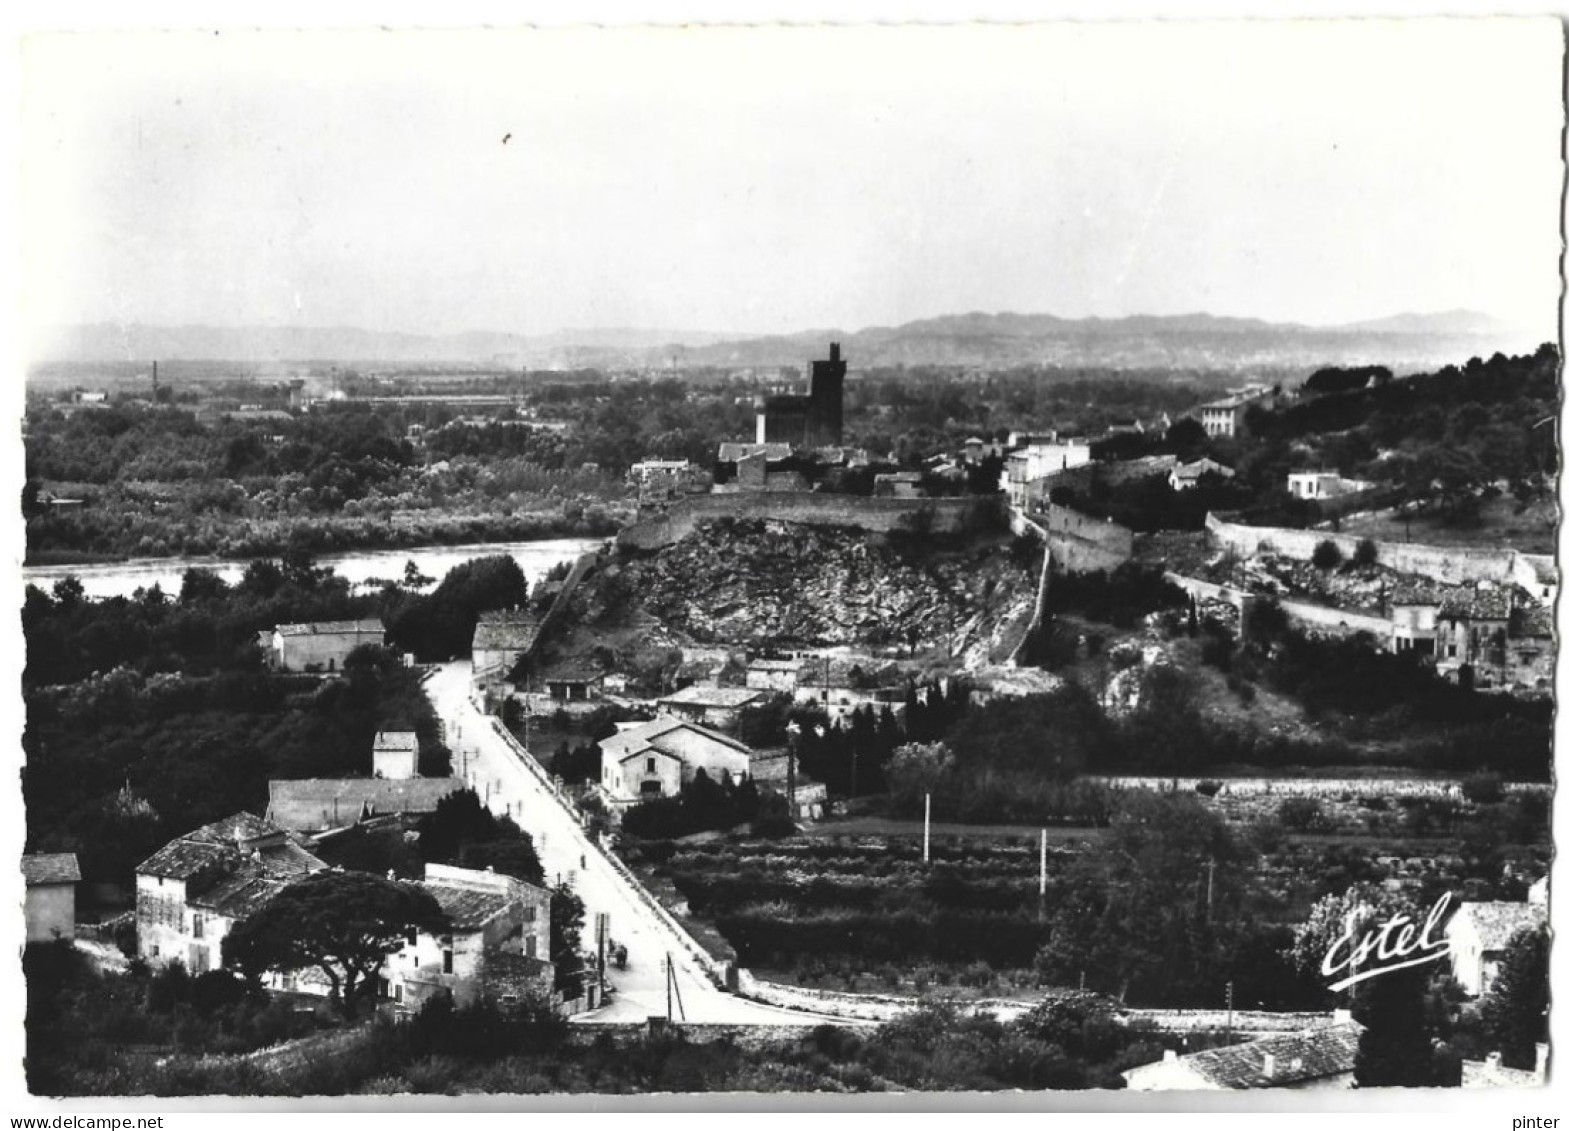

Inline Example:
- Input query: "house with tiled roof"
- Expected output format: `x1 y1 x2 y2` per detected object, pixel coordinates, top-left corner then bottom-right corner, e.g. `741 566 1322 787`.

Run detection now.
542 657 605 703
1169 458 1235 492
135 813 327 973
22 853 81 943
266 777 465 834
472 609 542 689
381 864 553 1010
1122 1019 1363 1091
598 717 753 809
1445 898 1548 996
259 619 385 673
655 684 768 730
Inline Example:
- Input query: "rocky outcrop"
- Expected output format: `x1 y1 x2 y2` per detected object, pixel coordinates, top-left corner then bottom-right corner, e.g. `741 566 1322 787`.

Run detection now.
611 518 1037 664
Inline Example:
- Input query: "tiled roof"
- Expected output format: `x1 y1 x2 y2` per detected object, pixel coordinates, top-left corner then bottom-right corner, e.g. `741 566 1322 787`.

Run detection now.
545 658 603 683
1167 1022 1362 1089
472 610 541 653
1387 581 1450 607
137 812 295 879
192 872 294 919
600 717 752 765
1440 587 1514 621
424 884 515 931
276 619 385 638
373 731 419 753
657 685 766 710
266 778 464 832
21 853 81 886
748 659 803 672
1451 901 1546 952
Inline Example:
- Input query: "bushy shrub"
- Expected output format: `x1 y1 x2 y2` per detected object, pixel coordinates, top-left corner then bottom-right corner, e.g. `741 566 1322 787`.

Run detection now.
1460 771 1505 805
1311 540 1344 570
1277 795 1324 832
1194 780 1223 798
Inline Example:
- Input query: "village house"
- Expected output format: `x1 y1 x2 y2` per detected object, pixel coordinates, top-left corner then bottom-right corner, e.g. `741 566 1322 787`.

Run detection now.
1122 1018 1363 1091
1386 581 1553 693
654 684 768 731
1168 458 1235 492
259 619 386 673
597 717 753 810
21 853 81 944
747 751 830 820
1193 388 1274 439
1444 894 1548 997
471 609 542 691
1001 440 1094 508
745 657 805 693
792 682 908 725
543 659 604 703
135 813 327 973
378 864 553 1011
373 731 420 780
1286 471 1373 501
872 471 926 498
266 777 465 835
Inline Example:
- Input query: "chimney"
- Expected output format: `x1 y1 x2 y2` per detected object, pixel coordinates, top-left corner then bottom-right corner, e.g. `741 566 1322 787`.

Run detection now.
829 342 841 362
1262 1053 1276 1079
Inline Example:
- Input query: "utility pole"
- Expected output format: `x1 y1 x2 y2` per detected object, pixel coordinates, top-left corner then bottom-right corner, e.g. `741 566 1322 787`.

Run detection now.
923 793 931 864
1207 857 1216 917
1039 828 1048 899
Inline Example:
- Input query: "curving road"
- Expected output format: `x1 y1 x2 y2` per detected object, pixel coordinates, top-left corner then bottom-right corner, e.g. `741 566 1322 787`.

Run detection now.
425 661 848 1027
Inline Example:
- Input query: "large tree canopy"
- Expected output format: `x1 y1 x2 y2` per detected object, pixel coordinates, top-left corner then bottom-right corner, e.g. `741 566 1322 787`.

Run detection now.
222 871 447 1018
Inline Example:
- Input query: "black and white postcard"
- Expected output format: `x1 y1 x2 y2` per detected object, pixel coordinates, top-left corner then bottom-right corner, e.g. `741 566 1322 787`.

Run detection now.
10 11 1563 1113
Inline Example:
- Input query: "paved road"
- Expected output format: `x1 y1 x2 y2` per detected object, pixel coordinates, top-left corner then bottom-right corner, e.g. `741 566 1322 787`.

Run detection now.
425 661 841 1027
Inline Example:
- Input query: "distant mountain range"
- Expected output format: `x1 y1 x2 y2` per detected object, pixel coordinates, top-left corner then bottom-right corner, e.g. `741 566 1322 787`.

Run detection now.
33 309 1542 374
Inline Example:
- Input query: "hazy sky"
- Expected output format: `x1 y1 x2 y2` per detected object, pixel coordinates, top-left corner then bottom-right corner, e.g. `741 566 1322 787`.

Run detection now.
20 20 1565 341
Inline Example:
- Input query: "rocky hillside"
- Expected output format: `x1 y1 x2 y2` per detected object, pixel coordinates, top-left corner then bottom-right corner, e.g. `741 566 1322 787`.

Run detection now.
602 518 1040 665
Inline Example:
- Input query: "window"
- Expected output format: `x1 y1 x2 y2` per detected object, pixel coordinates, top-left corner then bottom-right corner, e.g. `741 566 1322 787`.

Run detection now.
522 906 536 922
394 984 403 1003
406 928 418 947
192 913 205 939
150 944 160 958
646 757 657 773
442 949 454 975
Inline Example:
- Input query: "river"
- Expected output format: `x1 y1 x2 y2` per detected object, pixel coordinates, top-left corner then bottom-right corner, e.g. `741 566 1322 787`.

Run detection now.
21 537 607 601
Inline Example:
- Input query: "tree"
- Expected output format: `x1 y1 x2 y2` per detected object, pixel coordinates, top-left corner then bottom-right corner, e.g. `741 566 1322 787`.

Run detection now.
549 882 587 996
1352 539 1379 569
1480 924 1549 1069
222 871 447 1018
1353 965 1443 1087
1311 540 1344 571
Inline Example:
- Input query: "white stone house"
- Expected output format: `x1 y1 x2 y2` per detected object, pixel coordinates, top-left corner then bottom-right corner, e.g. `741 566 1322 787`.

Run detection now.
654 685 768 731
1445 899 1548 997
260 619 386 673
135 813 327 973
373 731 420 779
21 853 81 944
598 717 753 809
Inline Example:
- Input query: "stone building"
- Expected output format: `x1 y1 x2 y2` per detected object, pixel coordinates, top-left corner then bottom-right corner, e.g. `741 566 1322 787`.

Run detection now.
260 619 386 673
472 609 542 690
655 685 768 731
597 717 753 809
266 777 465 835
1445 896 1548 997
135 813 326 973
373 731 420 779
754 342 846 450
1123 1018 1363 1091
382 864 553 1011
21 853 80 944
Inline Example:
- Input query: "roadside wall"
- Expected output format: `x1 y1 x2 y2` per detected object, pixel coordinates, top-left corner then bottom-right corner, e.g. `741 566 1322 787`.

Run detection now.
1165 570 1393 644
1206 513 1521 585
618 493 997 551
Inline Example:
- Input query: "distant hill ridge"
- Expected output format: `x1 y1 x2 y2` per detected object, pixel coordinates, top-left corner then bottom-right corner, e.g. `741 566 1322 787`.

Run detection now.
35 308 1534 373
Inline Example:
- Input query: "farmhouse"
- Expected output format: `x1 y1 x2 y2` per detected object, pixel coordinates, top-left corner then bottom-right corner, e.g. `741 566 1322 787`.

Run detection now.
21 853 81 944
1286 471 1372 501
1168 458 1235 492
655 685 768 731
1122 1019 1363 1091
266 777 465 834
597 717 753 809
260 619 385 673
543 658 604 703
135 813 327 973
373 730 420 779
1444 897 1547 997
378 864 553 1011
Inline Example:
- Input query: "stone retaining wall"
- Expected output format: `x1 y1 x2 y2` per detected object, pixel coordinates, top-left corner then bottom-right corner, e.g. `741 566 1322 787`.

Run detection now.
618 493 998 551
